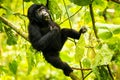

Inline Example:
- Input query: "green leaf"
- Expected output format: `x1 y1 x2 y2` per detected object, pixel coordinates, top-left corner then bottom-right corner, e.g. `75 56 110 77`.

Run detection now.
93 44 113 66
107 37 120 50
49 0 62 19
113 28 120 34
82 58 91 68
70 0 93 6
107 37 120 63
75 35 85 62
4 27 17 45
98 29 113 40
9 60 18 75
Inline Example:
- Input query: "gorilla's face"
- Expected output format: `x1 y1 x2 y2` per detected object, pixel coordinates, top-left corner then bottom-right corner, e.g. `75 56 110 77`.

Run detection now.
28 4 51 23
35 6 50 21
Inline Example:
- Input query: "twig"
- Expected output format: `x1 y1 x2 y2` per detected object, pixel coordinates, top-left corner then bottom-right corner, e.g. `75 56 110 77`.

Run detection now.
83 71 92 79
59 7 82 25
103 7 108 21
72 67 92 70
80 62 84 80
0 16 28 41
89 4 99 40
46 0 49 9
63 0 77 45
62 0 72 29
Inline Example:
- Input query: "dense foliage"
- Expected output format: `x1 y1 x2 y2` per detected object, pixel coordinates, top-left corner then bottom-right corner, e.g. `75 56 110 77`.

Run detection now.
0 0 120 80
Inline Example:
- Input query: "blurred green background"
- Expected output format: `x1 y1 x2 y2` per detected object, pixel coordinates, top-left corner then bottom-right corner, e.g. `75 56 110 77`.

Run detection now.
0 0 120 80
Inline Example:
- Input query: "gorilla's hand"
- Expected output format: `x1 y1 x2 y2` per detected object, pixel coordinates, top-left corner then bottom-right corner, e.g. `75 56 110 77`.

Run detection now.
79 27 87 33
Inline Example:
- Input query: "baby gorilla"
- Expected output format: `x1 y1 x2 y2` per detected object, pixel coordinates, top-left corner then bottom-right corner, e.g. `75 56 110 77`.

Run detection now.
27 4 87 76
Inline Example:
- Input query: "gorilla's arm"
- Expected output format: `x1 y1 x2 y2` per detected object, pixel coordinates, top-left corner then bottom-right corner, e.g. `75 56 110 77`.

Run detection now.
61 27 87 39
28 25 58 51
61 29 80 39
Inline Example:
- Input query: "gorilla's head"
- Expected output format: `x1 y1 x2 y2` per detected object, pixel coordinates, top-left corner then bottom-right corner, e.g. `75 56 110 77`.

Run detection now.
28 4 51 23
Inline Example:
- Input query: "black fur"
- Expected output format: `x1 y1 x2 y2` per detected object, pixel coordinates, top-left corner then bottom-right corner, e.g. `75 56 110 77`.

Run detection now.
27 4 87 76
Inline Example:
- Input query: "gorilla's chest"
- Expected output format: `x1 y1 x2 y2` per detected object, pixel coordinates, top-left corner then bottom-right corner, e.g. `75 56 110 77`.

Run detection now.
40 27 50 35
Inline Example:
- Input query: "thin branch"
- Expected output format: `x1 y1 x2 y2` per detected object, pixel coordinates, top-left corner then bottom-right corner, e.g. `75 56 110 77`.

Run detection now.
103 7 108 21
63 0 72 29
80 62 84 80
72 67 92 70
0 16 28 41
46 0 49 9
89 4 99 40
83 71 92 79
63 0 77 45
59 7 82 25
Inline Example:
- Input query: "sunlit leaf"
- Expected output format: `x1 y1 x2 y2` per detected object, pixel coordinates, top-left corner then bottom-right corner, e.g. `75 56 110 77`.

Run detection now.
93 0 107 11
93 44 113 66
75 35 85 62
70 0 93 6
49 0 62 19
9 60 18 75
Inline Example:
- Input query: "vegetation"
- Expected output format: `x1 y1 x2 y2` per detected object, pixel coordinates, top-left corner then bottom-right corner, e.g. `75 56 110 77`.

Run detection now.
0 0 120 80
